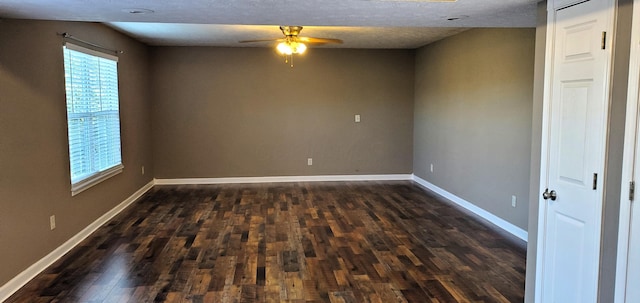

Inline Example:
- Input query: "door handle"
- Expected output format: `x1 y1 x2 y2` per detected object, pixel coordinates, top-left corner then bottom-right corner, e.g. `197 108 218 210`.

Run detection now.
542 189 557 201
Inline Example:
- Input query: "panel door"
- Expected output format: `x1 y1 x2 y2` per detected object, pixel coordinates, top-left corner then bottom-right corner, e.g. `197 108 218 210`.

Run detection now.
539 0 614 302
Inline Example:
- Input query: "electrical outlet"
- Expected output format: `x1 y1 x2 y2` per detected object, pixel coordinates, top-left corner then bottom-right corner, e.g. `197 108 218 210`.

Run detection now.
430 163 434 173
511 195 517 208
141 166 145 175
50 215 56 230
307 158 313 166
355 114 361 123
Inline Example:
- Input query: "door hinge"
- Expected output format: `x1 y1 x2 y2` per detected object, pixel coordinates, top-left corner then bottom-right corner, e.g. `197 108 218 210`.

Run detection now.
601 31 607 50
630 181 635 201
593 173 598 190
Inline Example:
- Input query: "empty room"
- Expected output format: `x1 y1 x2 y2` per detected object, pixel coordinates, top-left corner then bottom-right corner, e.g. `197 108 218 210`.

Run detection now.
1 0 638 302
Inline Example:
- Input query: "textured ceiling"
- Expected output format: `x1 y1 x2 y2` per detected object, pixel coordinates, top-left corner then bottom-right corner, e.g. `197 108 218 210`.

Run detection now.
106 24 471 48
0 0 539 48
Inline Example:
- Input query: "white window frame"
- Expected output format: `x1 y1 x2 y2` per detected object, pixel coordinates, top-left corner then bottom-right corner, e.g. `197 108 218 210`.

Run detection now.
63 43 123 196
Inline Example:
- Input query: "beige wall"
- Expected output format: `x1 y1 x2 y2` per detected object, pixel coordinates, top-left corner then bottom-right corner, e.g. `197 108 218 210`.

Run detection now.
150 47 414 178
413 28 536 230
0 19 154 286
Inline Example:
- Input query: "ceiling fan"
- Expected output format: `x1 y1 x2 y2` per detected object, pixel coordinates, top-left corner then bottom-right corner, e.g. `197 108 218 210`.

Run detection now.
240 26 343 67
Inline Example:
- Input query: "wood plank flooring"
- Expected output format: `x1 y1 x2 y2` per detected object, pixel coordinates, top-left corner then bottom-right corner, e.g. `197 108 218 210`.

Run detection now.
7 181 526 302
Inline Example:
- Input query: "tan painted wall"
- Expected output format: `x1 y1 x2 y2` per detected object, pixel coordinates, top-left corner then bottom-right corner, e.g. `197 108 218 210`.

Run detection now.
150 47 415 178
0 19 154 286
413 28 536 230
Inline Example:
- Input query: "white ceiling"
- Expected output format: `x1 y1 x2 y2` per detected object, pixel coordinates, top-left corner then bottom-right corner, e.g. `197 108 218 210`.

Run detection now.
0 0 539 48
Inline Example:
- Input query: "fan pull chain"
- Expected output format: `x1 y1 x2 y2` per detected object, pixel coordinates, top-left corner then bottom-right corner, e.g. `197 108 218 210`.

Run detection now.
283 54 294 68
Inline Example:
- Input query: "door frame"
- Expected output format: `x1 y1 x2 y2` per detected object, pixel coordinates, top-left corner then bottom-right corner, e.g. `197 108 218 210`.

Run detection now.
614 0 640 301
535 0 616 301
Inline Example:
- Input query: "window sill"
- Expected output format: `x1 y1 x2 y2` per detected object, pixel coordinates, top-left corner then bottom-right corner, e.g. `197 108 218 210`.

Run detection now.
71 164 124 196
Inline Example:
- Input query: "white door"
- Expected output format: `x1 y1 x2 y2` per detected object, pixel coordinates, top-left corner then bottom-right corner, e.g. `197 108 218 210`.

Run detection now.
537 0 614 302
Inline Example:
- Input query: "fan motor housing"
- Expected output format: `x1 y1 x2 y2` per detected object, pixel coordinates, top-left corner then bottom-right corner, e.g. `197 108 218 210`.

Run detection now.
280 26 303 37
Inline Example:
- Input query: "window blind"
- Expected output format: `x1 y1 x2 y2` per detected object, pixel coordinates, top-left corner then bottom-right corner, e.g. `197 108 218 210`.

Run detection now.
63 43 123 195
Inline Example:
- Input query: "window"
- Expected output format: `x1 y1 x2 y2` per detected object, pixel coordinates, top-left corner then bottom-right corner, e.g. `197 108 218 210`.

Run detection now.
63 43 123 195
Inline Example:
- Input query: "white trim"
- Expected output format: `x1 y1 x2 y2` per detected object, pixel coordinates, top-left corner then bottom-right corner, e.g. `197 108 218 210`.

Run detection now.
411 174 528 242
535 2 560 299
615 0 640 301
71 164 123 196
65 42 119 62
154 174 413 185
0 180 154 302
552 0 585 10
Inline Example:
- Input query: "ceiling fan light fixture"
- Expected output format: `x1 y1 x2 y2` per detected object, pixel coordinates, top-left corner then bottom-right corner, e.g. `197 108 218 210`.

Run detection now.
295 42 307 54
240 25 340 67
277 41 307 55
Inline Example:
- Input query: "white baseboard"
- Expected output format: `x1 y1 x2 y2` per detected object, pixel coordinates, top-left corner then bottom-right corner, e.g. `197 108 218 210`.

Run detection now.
154 174 413 185
412 174 528 242
0 180 154 302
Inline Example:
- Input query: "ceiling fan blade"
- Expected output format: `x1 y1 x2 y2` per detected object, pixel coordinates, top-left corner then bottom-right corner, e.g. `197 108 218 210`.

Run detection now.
239 38 285 43
298 37 343 45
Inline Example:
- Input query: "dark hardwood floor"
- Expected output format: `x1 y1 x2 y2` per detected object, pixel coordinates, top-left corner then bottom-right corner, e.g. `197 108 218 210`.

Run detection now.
7 181 526 302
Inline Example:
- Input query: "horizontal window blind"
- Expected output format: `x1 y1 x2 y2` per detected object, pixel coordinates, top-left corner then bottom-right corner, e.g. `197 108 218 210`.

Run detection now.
63 43 123 195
